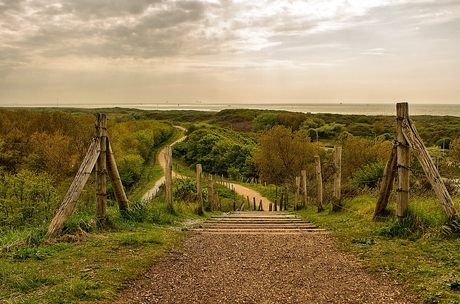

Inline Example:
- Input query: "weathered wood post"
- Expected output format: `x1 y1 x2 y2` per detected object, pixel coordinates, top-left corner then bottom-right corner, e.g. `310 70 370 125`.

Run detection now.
295 177 300 210
314 155 323 212
284 186 289 210
46 137 100 237
207 174 214 211
332 145 342 212
301 169 307 208
396 102 410 218
95 113 107 226
106 138 129 212
196 164 204 214
402 117 458 218
165 145 173 213
279 191 284 211
374 143 397 219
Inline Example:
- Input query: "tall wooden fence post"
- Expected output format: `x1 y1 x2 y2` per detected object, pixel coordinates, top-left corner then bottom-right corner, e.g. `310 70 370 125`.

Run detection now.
314 155 323 212
196 164 204 214
396 102 410 218
294 176 300 211
96 113 107 226
165 145 174 213
332 145 342 212
301 170 307 208
208 174 215 211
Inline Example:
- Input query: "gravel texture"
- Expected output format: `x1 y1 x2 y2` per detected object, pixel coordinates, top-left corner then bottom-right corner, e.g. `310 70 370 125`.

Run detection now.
115 232 419 303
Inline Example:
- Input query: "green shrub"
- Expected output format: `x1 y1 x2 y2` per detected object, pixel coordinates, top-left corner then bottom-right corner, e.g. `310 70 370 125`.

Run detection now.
351 162 385 189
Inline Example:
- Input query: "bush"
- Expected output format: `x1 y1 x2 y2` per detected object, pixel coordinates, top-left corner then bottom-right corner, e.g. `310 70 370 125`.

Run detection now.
351 162 385 189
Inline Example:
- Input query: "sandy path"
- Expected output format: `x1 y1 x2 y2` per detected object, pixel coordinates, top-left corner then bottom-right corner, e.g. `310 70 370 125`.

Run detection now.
141 127 186 202
222 182 272 211
115 232 419 303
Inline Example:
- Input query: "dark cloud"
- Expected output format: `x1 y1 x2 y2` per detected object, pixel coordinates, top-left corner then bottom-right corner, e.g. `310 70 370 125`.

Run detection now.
0 0 25 14
60 0 162 18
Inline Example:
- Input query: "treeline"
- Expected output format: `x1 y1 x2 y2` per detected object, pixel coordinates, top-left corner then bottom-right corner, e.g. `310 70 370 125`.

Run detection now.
175 109 460 201
0 109 176 229
213 109 460 147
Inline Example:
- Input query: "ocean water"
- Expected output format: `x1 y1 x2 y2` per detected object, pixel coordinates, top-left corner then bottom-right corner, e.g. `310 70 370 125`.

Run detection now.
136 103 460 117
9 102 459 117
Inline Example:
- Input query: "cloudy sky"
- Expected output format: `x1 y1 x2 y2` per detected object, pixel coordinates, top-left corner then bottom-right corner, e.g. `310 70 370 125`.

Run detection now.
0 0 459 107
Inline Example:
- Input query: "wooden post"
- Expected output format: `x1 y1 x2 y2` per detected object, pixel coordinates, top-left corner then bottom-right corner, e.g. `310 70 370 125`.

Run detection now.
285 186 289 210
165 145 173 213
106 138 129 212
396 103 410 218
196 164 204 214
402 117 458 218
332 145 342 212
374 143 397 220
95 114 107 226
47 137 100 238
301 170 307 208
279 190 284 211
207 174 214 211
315 155 323 212
294 176 300 211
253 197 256 211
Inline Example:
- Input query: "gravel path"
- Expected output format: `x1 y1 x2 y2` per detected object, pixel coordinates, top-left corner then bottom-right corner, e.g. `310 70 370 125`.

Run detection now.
115 230 419 303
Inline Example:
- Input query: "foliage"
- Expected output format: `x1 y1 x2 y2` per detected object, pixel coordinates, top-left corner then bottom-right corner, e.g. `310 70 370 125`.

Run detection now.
350 162 385 189
0 170 60 229
108 119 175 191
252 125 320 186
173 125 256 178
450 137 460 161
338 133 392 181
0 109 94 176
252 112 279 132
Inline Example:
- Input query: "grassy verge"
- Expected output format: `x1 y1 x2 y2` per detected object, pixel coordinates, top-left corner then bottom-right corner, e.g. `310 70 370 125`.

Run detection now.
294 194 460 303
0 199 204 304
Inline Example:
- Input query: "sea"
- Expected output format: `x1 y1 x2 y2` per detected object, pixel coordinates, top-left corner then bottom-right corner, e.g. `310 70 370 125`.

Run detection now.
8 102 460 117
133 102 459 117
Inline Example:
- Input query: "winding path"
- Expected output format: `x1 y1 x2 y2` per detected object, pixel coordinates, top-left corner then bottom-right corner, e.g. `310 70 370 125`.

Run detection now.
140 127 186 202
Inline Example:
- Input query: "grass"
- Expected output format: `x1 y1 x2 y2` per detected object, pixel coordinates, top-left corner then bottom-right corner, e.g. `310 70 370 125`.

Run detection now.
294 193 460 303
0 199 205 304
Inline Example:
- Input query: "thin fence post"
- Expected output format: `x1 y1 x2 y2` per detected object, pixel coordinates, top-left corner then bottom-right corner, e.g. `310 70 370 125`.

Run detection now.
295 176 300 211
196 164 204 214
315 155 323 212
301 170 307 208
332 145 342 212
165 145 173 213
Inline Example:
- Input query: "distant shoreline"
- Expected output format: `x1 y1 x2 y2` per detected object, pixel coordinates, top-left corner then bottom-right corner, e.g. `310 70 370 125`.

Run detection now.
1 102 459 117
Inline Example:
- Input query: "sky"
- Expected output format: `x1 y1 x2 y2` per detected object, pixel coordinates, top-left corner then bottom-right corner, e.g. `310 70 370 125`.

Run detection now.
0 0 459 107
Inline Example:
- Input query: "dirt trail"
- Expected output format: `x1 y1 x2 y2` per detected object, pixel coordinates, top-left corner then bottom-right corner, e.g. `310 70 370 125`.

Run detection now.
115 227 419 303
222 182 272 211
141 127 186 202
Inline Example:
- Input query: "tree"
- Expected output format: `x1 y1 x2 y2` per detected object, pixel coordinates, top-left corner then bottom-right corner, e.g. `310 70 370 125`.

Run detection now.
253 126 319 186
338 133 392 181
